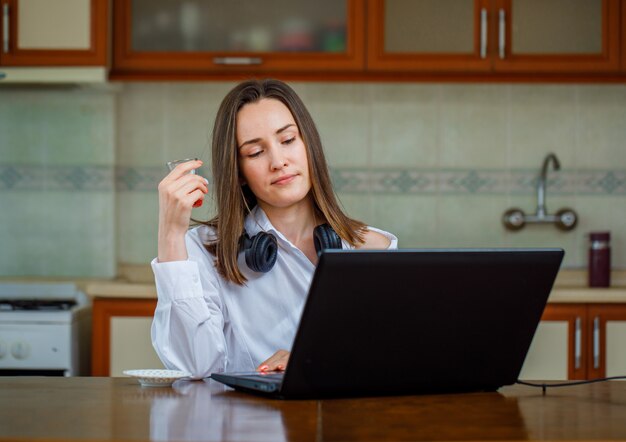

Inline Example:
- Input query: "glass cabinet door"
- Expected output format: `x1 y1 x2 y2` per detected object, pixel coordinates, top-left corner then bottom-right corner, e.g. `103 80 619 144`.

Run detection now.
0 0 106 66
367 0 619 74
367 0 492 72
113 0 364 73
494 0 619 72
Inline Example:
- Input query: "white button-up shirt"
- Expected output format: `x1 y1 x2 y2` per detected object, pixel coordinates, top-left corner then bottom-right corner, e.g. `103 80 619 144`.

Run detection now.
151 206 398 379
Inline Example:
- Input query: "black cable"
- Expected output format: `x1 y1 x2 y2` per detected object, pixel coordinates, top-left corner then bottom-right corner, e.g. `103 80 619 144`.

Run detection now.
516 376 626 395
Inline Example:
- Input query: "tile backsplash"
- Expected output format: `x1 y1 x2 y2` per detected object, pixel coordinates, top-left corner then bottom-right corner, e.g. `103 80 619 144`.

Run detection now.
1 82 625 277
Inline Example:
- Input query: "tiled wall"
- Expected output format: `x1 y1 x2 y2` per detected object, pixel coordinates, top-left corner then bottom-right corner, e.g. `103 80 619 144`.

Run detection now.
0 87 116 277
1 82 625 277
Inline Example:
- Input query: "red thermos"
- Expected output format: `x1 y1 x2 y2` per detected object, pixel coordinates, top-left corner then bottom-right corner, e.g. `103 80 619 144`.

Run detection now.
588 231 611 287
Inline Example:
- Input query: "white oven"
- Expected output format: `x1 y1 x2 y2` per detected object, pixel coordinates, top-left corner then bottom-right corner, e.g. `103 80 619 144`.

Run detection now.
0 283 91 376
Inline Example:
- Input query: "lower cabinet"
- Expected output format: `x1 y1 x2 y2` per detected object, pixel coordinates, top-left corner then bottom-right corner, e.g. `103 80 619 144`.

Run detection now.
588 304 626 378
91 298 161 376
92 297 626 380
520 303 626 380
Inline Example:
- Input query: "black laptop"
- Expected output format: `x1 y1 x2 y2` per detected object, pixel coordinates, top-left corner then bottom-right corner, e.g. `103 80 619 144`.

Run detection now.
211 248 564 399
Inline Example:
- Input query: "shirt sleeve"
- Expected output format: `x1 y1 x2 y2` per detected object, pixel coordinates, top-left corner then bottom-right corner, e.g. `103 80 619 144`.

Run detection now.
150 230 227 379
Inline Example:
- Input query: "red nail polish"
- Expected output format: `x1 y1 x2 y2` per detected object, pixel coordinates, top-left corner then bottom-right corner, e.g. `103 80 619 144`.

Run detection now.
193 200 203 208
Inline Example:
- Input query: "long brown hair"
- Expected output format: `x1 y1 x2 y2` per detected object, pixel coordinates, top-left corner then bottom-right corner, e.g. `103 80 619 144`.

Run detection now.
201 79 365 285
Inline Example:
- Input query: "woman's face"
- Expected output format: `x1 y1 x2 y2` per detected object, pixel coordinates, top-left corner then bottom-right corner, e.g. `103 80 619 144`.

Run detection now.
236 98 311 211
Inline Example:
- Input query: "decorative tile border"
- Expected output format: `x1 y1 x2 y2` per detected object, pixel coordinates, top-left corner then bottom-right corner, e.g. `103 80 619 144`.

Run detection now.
116 166 165 192
330 169 626 195
1 164 625 195
0 165 114 191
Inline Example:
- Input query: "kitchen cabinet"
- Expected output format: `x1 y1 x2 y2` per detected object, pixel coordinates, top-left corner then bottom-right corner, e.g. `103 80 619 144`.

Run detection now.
110 0 626 80
520 303 626 381
0 0 107 66
91 298 161 376
112 0 364 75
90 290 626 378
587 304 626 379
623 1 626 71
367 0 620 74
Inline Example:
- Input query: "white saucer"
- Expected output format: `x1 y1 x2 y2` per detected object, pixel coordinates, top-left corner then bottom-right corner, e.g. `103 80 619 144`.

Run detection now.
123 369 191 387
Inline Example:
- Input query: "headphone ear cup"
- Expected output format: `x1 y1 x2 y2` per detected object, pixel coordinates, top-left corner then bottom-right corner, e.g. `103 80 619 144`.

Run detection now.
313 224 342 256
243 232 278 273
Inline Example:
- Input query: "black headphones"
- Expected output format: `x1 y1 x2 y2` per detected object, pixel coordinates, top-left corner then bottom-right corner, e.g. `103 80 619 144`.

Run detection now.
240 224 342 273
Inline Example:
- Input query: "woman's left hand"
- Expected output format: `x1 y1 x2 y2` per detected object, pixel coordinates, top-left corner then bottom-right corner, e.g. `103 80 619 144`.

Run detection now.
257 350 290 372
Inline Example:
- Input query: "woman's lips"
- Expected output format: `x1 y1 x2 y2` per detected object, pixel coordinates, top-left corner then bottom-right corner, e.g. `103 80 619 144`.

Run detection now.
272 174 297 185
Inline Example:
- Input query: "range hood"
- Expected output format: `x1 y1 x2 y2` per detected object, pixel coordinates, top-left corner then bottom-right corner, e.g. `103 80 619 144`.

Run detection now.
0 67 107 84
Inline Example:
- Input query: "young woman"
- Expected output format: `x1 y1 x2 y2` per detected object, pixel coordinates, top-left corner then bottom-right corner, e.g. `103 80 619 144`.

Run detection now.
152 79 397 379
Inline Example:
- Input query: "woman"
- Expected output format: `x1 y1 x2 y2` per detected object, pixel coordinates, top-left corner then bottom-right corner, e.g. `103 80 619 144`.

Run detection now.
152 79 397 379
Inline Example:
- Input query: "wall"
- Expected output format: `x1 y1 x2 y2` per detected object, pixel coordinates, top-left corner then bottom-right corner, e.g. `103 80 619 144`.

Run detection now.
0 86 115 277
1 82 625 277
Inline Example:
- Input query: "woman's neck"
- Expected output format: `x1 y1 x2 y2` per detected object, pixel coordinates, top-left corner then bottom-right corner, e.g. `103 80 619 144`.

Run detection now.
258 198 318 247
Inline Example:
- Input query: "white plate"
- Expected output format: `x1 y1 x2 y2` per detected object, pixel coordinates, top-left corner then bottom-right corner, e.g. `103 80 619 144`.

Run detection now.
123 369 191 387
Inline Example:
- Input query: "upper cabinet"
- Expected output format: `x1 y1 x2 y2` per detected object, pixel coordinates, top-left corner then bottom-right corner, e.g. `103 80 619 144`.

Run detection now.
112 0 364 74
494 0 620 72
367 0 493 72
622 0 626 70
0 0 107 66
367 0 620 74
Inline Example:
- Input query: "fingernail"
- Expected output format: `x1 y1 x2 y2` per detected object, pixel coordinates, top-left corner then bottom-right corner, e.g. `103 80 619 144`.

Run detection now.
204 178 209 185
260 365 269 371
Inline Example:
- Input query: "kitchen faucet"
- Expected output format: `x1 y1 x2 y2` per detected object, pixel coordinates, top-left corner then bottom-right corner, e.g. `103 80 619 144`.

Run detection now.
537 153 560 218
502 153 578 231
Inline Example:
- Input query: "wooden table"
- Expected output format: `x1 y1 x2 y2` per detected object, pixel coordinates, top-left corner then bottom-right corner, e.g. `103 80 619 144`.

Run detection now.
1 377 626 441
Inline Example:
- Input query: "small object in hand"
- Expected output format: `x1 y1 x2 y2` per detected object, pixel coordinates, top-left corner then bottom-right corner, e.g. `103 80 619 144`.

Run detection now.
166 158 203 207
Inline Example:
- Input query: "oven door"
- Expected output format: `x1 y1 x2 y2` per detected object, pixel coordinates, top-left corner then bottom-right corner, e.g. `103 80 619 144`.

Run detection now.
0 322 74 376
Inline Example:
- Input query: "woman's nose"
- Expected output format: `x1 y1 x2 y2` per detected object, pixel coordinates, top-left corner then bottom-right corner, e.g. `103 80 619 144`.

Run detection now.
269 148 288 170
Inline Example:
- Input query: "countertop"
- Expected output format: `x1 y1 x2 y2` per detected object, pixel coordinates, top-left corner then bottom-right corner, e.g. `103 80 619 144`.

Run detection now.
83 267 626 303
3 265 626 303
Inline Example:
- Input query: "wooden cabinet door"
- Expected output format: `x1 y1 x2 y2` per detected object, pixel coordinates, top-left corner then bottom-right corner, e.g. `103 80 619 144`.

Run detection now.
587 304 626 379
622 0 626 72
112 0 364 74
519 318 569 380
110 316 164 376
92 298 157 376
367 0 493 72
493 0 620 73
0 0 107 66
519 304 588 381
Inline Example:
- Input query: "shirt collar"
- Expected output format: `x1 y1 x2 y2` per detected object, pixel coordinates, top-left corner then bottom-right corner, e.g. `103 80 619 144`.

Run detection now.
243 206 301 250
244 206 277 237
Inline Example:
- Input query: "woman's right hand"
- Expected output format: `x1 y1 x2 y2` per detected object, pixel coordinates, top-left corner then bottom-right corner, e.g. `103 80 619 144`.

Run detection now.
157 159 208 262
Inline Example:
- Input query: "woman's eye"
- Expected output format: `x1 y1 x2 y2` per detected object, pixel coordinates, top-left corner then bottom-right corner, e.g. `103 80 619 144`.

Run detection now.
283 137 296 145
247 150 262 158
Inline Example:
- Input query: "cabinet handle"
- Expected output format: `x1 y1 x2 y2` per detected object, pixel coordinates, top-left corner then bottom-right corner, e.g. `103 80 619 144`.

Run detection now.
2 3 9 54
498 8 506 59
213 57 262 66
480 8 487 59
574 316 581 370
593 316 600 369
